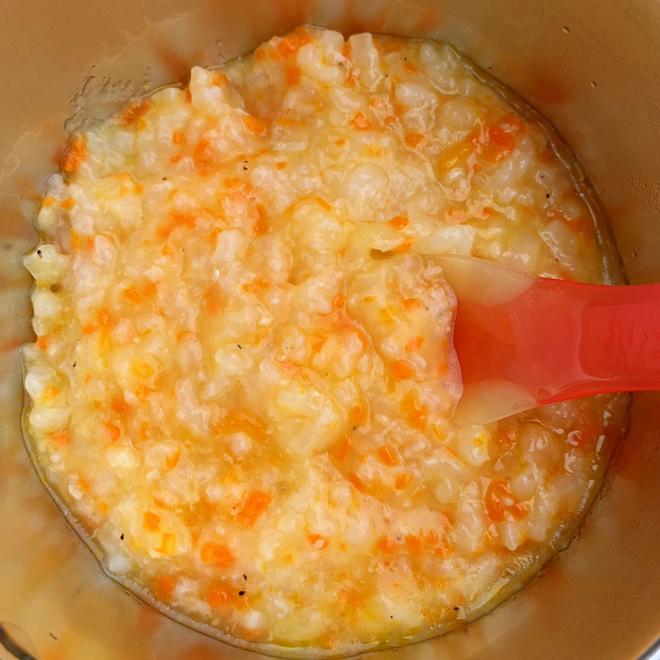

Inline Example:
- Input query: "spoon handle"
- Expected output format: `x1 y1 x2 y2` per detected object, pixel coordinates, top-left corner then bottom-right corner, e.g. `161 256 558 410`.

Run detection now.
455 277 660 406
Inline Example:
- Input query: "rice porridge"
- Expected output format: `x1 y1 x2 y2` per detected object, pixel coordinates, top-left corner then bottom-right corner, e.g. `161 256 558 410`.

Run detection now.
23 26 628 656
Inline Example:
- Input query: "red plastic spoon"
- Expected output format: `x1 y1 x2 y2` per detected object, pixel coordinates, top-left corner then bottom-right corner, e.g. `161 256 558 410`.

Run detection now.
439 256 660 425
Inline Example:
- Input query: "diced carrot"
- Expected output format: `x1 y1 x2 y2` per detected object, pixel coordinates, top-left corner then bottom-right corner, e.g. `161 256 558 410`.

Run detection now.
200 542 235 568
144 511 161 531
347 474 364 491
315 196 332 210
49 429 71 448
36 336 48 350
172 130 185 145
273 29 311 59
483 115 524 162
120 99 152 126
275 161 288 170
402 298 422 312
254 205 269 235
60 197 75 209
153 575 176 602
243 115 267 134
157 533 176 555
384 115 397 126
511 502 529 520
404 132 424 148
332 437 351 461
485 480 527 522
390 359 415 380
238 490 272 526
42 385 60 400
123 286 141 303
339 586 365 607
307 534 329 550
376 536 397 554
393 237 413 253
405 336 424 352
377 444 399 467
405 534 423 555
136 384 153 401
350 404 365 426
97 309 111 326
388 215 409 230
61 135 87 173
103 421 121 442
203 285 223 314
426 530 439 546
212 72 229 87
165 448 181 470
205 582 234 608
394 472 412 490
192 138 216 175
351 111 371 130
401 390 428 430
310 332 327 354
41 196 57 207
285 65 301 86
333 293 346 309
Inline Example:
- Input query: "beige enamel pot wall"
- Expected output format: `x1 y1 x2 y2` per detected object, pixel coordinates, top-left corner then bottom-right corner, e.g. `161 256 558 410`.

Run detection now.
0 1 658 659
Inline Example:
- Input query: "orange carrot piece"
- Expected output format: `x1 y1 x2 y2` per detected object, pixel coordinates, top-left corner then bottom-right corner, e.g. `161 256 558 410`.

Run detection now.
274 29 311 59
205 582 234 608
200 542 235 568
144 511 161 531
405 534 423 555
157 533 176 554
49 429 71 448
390 359 415 380
394 472 412 490
204 285 223 314
165 448 181 470
238 490 272 526
103 421 121 442
285 65 301 86
351 111 371 130
243 115 267 134
332 437 351 461
36 336 48 350
61 135 87 173
376 536 397 554
388 215 409 230
307 534 329 549
404 336 424 352
254 205 269 235
120 99 152 126
393 237 413 253
153 575 176 602
402 298 422 312
404 132 424 147
347 474 365 491
377 444 399 467
350 404 365 426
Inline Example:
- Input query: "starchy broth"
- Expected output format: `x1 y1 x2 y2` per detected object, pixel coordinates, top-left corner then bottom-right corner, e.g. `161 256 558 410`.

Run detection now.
23 26 628 656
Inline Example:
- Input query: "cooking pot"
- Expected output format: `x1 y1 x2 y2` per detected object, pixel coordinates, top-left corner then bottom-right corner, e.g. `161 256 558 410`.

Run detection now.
0 1 658 658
